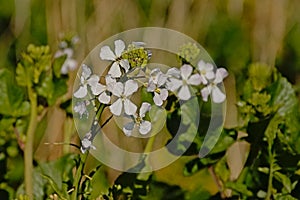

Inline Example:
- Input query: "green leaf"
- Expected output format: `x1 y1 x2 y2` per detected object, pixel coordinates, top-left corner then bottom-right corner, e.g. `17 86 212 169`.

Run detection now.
166 98 199 156
209 129 236 154
16 63 28 87
214 157 230 182
90 167 110 198
149 105 166 135
274 193 298 200
40 174 67 200
225 181 253 197
53 55 67 78
0 118 15 132
183 155 222 176
39 154 78 196
47 77 68 105
258 167 269 174
0 69 30 117
266 73 300 151
36 73 54 100
274 171 293 193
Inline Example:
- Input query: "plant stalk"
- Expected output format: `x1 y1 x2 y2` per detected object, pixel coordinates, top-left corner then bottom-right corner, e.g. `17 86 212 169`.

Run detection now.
71 152 88 200
144 135 156 153
266 147 274 200
24 87 38 200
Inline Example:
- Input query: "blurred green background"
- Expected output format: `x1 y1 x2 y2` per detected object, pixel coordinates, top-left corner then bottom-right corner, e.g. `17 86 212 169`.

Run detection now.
1 0 300 82
1 0 300 199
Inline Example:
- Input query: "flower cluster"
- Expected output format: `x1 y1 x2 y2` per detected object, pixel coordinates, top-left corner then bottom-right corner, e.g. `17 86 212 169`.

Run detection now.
73 39 228 153
54 34 79 75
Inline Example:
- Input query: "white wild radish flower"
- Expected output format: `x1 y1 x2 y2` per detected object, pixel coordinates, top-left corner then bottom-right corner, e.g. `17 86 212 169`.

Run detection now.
197 60 215 85
109 80 138 116
97 75 116 104
74 64 105 98
147 68 168 106
99 39 130 78
167 64 201 100
123 102 152 136
74 100 90 119
201 68 228 103
54 48 77 75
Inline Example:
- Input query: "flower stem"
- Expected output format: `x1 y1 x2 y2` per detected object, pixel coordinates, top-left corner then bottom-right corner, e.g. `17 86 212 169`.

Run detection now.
71 152 88 200
266 147 274 200
24 87 38 200
144 135 156 153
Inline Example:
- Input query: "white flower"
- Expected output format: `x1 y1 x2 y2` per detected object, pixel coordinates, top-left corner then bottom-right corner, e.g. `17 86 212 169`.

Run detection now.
197 60 215 85
123 102 152 136
167 65 201 101
109 80 138 116
80 131 96 153
201 68 228 103
74 64 105 98
97 75 116 104
147 68 168 106
99 40 130 78
54 48 77 75
74 100 90 118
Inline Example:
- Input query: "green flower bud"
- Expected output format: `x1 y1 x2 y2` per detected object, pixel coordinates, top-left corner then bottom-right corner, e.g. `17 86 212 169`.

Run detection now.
177 42 200 64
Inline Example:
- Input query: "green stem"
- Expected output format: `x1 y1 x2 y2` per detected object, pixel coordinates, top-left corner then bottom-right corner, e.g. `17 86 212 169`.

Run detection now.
266 147 274 200
144 135 156 153
24 87 38 200
71 152 88 200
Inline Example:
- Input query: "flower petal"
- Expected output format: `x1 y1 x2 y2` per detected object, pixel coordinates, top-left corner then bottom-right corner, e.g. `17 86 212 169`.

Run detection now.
212 86 226 103
81 64 92 79
157 73 167 87
180 64 193 80
98 92 111 104
206 70 215 80
91 83 105 96
74 101 87 118
147 81 156 92
167 67 180 78
99 46 116 60
87 75 99 86
123 121 135 136
109 98 123 116
114 40 125 57
153 92 163 106
197 60 206 71
108 62 122 78
187 73 201 85
74 85 88 98
105 75 116 92
167 78 182 91
112 82 123 97
67 59 77 70
200 74 208 85
60 63 68 75
87 76 105 95
139 102 151 118
139 120 151 135
201 86 211 102
124 99 137 115
120 59 130 72
150 68 161 84
160 89 168 101
214 68 228 84
177 85 191 100
63 48 74 58
124 80 138 96
205 62 214 71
